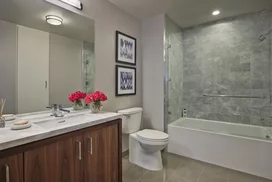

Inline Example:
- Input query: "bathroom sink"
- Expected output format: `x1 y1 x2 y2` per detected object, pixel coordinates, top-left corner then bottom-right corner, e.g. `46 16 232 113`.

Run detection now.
34 114 88 129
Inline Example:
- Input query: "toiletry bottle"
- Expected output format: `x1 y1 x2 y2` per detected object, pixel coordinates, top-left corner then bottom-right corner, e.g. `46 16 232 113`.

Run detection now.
183 109 187 118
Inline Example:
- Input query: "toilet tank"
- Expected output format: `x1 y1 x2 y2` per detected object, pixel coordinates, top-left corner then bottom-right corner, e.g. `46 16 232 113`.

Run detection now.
118 107 143 134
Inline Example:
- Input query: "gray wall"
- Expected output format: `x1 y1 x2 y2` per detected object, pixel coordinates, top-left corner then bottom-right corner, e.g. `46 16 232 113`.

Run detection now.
47 0 142 112
0 20 17 114
49 34 83 107
142 14 165 131
168 10 272 127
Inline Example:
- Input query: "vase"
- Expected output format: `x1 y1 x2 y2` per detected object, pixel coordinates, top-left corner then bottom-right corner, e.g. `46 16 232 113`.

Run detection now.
90 101 103 113
73 100 84 110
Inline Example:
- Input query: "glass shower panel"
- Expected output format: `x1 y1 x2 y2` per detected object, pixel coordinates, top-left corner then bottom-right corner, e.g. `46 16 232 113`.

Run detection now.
165 16 184 124
165 10 272 127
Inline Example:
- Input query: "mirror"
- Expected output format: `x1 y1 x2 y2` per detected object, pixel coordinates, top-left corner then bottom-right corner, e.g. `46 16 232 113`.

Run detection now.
0 0 95 114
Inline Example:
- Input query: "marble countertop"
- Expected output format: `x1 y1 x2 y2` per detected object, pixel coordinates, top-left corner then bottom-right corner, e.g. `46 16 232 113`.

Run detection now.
0 109 122 151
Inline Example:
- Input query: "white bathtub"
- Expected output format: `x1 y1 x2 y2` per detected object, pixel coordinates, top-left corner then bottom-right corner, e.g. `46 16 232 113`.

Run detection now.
168 117 272 180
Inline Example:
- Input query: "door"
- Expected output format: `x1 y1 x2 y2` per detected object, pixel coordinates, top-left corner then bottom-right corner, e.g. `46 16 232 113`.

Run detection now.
0 154 23 182
24 134 83 182
17 25 49 113
84 123 119 182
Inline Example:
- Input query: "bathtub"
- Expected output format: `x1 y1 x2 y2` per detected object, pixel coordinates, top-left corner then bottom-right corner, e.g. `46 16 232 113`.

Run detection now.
168 117 272 180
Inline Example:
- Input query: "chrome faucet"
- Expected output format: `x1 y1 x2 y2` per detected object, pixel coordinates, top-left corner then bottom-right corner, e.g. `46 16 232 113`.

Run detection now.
0 117 5 128
59 105 70 113
47 104 70 117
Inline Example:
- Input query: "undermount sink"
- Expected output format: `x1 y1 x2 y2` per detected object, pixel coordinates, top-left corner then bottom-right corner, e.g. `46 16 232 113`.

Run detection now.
33 114 88 129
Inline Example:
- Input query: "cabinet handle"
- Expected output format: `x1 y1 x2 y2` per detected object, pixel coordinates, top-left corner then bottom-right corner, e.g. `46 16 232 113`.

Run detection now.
89 137 93 154
5 165 9 182
77 141 82 160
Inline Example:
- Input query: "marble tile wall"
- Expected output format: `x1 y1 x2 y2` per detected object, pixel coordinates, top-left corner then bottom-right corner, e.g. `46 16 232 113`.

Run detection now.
166 10 272 127
83 42 95 94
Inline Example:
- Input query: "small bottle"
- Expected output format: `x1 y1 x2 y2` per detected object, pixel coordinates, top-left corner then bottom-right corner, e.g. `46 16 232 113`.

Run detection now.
183 109 187 118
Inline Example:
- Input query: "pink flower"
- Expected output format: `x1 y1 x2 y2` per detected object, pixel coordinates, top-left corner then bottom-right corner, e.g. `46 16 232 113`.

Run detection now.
85 91 108 104
68 91 87 103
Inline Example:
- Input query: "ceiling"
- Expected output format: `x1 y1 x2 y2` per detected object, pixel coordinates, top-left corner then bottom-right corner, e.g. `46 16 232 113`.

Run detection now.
0 0 95 43
109 0 272 28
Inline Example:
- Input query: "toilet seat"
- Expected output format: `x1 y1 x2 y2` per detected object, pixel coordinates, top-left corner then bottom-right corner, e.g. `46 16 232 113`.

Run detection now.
137 129 169 142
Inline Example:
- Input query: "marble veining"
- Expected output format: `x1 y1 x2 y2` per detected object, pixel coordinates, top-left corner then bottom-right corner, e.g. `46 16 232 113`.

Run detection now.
0 110 122 151
166 10 272 127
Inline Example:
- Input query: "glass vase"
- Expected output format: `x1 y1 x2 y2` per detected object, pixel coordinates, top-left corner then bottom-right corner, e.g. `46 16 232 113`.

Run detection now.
90 101 103 113
73 100 84 110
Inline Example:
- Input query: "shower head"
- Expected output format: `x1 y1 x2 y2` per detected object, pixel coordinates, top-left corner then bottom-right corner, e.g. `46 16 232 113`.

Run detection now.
259 28 272 41
259 35 266 41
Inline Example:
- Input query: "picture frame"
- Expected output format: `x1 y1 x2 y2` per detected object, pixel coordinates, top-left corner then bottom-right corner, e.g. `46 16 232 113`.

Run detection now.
116 65 136 96
116 31 137 65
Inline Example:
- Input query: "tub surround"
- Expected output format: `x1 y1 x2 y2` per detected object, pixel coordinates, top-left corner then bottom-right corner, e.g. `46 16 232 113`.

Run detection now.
0 110 122 151
166 10 272 127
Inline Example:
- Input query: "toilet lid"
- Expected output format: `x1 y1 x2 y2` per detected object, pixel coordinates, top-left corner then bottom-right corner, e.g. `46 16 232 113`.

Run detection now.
137 129 169 141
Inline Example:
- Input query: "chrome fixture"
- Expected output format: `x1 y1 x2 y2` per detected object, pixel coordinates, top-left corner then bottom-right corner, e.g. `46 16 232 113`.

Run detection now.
203 94 266 99
5 165 9 182
0 117 5 128
59 105 71 113
77 141 82 160
47 104 70 117
259 29 272 41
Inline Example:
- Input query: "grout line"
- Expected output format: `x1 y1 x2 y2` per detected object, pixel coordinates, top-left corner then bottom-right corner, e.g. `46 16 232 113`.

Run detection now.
227 168 231 182
166 158 186 182
137 170 149 181
196 167 205 182
165 160 183 182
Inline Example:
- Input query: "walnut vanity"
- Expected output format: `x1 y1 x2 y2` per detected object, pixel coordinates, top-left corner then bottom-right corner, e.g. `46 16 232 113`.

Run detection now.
0 111 122 182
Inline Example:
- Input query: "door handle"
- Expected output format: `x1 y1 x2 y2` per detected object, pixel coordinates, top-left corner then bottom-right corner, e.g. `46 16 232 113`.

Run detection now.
77 141 82 160
45 81 48 89
5 165 9 182
89 137 92 154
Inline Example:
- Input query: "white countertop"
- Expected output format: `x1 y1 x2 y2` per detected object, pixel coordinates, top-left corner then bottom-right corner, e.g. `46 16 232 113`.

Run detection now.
0 109 122 151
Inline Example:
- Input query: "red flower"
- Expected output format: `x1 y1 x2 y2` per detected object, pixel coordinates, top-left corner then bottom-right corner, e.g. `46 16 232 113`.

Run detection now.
68 91 87 103
85 91 108 104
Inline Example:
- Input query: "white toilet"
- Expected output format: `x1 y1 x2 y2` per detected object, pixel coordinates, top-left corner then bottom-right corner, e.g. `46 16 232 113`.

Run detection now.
118 107 169 171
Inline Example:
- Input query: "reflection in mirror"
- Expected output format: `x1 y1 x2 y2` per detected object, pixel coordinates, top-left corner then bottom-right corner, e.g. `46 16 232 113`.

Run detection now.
0 0 94 114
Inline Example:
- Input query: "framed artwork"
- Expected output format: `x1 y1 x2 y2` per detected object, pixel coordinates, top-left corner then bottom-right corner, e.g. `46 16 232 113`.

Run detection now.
116 65 136 96
116 31 136 65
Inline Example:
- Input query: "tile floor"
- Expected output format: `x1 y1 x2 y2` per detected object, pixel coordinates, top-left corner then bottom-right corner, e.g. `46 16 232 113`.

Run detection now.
123 152 272 182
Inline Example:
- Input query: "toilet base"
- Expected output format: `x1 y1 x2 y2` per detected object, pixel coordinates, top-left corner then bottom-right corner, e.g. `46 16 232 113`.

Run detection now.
129 133 163 171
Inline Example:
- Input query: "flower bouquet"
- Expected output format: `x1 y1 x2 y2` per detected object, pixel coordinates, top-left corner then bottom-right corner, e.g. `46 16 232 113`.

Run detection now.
85 91 108 113
68 91 87 110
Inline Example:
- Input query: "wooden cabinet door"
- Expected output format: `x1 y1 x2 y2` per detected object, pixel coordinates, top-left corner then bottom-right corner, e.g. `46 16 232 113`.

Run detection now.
24 134 83 182
84 123 119 182
0 154 23 182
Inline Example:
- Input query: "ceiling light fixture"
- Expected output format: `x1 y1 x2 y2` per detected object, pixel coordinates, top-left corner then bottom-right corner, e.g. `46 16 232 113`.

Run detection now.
46 15 63 26
212 10 220 16
59 0 83 10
